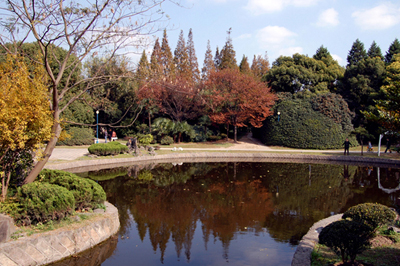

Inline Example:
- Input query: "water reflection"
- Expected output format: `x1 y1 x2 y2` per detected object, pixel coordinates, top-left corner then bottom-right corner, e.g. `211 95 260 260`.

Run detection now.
67 162 400 266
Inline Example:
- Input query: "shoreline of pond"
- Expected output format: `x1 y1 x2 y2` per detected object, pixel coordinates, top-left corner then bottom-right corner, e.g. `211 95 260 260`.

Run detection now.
45 152 400 173
5 152 395 266
0 201 120 266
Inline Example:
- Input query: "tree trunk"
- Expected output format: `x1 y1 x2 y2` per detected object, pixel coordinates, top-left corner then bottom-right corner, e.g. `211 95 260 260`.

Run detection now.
148 113 152 134
24 113 62 184
361 138 364 156
234 125 238 143
178 132 181 144
226 124 229 142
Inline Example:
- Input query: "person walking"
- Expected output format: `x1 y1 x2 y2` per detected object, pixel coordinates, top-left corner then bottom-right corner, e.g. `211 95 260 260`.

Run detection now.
343 138 350 155
385 138 392 153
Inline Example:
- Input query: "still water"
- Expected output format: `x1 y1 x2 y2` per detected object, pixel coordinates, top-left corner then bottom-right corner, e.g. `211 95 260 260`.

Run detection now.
52 162 400 266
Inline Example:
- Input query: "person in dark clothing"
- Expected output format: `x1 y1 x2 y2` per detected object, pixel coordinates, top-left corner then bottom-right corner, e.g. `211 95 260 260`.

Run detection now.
343 138 350 155
385 138 392 153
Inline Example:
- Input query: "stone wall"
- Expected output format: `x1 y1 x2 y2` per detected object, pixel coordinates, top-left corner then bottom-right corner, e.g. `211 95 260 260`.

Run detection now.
0 201 119 266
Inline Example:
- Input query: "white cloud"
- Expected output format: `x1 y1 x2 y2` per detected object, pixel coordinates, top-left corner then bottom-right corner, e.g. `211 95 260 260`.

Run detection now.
352 4 400 30
245 0 319 15
278 47 303 57
257 26 296 48
331 54 343 66
316 8 339 27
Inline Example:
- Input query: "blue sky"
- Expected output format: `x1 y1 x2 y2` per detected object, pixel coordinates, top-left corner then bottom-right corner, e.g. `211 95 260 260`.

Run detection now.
145 0 400 67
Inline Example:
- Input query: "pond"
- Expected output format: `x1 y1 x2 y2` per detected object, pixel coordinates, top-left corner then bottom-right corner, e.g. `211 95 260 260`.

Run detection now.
51 161 400 266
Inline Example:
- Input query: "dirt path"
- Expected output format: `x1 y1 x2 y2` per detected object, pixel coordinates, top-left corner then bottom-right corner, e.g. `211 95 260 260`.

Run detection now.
225 133 272 150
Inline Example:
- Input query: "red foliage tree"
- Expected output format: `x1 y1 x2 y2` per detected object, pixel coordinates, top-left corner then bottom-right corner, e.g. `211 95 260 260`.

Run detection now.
203 69 276 142
138 76 202 123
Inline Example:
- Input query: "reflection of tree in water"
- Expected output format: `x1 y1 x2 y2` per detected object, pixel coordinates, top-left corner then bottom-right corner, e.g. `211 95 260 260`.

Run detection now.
258 163 358 245
99 162 273 262
86 162 400 262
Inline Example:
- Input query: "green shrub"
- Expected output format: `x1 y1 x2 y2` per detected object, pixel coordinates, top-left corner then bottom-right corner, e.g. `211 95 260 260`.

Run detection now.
343 203 397 230
253 93 356 149
136 133 153 146
39 169 106 210
319 219 373 263
160 135 174 145
57 127 94 146
16 182 75 225
88 141 128 156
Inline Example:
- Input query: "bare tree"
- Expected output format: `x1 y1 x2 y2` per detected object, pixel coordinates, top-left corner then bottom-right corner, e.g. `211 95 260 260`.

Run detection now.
0 0 179 183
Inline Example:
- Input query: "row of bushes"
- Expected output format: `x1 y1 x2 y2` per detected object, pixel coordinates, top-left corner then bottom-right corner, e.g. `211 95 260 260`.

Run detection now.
3 169 106 226
88 141 128 156
318 203 397 264
57 127 94 146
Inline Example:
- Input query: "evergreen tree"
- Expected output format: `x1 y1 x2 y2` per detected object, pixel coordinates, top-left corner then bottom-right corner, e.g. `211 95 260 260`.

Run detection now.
160 29 175 78
367 41 383 60
214 47 221 69
202 40 216 80
251 53 270 80
239 55 251 75
187 28 200 83
150 38 162 78
174 30 191 81
136 50 150 86
347 39 367 66
219 28 237 70
385 38 400 64
313 45 331 61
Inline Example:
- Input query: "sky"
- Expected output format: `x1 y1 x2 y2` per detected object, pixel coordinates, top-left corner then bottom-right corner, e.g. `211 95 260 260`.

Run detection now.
141 0 400 67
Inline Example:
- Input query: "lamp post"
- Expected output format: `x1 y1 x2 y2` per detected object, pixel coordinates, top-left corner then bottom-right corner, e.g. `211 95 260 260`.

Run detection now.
277 111 281 122
96 110 99 144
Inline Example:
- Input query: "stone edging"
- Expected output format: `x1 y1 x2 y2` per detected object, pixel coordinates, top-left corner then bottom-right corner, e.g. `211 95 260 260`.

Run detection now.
0 201 119 266
291 214 343 266
45 152 400 172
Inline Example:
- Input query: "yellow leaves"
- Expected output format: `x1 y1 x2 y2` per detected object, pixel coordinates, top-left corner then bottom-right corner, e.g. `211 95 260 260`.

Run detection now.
0 55 53 153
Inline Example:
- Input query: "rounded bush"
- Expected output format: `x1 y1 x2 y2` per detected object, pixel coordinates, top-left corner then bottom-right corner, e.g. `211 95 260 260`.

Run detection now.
253 93 356 149
160 135 174 145
39 169 105 210
57 127 94 146
16 182 75 225
319 219 373 263
88 141 128 156
343 203 397 230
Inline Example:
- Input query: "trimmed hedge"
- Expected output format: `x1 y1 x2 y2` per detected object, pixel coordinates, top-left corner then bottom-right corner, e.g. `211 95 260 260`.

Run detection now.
88 141 128 156
343 203 397 230
16 182 75 225
39 169 106 210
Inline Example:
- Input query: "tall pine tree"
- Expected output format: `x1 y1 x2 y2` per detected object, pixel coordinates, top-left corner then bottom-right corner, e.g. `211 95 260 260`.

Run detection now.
347 39 367 66
187 28 200 83
174 30 191 81
239 55 251 75
214 47 221 69
367 41 383 60
150 38 162 78
202 40 216 80
160 29 175 78
219 28 237 70
251 53 270 80
313 45 331 61
385 38 400 64
136 50 150 86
